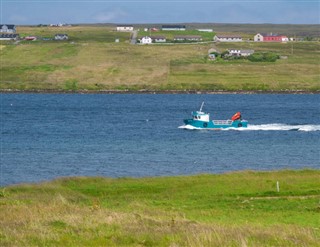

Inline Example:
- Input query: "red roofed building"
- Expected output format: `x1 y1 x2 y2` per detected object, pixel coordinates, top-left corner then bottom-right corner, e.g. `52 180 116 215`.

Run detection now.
254 33 288 42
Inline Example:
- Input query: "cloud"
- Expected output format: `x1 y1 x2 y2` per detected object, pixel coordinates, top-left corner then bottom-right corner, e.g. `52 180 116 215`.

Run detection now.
93 9 128 22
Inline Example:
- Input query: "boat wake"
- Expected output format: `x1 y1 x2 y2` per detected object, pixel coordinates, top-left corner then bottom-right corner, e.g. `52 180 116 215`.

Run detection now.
244 124 320 132
178 124 202 130
179 124 320 132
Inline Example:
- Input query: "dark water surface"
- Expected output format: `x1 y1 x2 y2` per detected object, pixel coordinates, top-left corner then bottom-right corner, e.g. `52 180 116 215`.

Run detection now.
1 93 319 186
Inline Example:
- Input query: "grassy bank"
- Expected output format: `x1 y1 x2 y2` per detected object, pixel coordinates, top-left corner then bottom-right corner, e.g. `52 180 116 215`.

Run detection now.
0 25 319 92
1 170 319 246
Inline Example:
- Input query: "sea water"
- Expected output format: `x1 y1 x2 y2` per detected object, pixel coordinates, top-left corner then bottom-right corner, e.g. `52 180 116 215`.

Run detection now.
1 93 319 186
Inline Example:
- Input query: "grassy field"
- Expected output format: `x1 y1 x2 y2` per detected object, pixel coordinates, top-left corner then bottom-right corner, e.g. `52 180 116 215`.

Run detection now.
0 25 319 92
0 169 319 246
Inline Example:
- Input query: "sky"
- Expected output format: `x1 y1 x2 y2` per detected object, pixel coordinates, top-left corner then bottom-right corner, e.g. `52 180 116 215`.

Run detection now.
1 0 319 25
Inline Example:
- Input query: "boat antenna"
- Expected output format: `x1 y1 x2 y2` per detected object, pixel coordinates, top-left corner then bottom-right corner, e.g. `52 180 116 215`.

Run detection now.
199 102 204 112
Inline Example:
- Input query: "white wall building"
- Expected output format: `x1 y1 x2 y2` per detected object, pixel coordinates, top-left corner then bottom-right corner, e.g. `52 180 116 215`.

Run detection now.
151 36 166 43
116 25 134 32
0 33 19 40
228 49 254 57
197 29 213 32
55 34 69 40
140 36 152 44
254 33 264 42
214 35 243 42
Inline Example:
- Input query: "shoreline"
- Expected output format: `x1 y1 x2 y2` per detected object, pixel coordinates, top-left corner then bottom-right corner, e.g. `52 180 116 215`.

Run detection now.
1 89 319 94
2 168 318 188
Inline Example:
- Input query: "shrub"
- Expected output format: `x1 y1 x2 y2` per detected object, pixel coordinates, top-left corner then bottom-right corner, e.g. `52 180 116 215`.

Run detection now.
248 52 279 62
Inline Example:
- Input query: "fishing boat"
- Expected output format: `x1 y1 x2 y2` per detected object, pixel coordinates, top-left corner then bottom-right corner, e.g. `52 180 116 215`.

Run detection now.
183 102 248 129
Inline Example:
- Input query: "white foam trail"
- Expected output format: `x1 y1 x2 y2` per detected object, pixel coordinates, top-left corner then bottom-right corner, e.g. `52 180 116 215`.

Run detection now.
178 125 201 130
238 124 320 132
179 124 320 132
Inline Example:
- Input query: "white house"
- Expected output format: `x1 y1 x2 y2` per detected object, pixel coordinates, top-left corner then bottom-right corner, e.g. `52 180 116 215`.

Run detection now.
151 36 166 43
213 35 242 42
254 33 264 42
55 34 68 40
174 35 202 41
0 24 16 33
116 25 134 32
228 49 254 57
140 36 152 44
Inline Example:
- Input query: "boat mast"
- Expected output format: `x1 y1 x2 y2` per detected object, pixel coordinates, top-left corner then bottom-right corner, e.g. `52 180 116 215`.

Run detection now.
199 102 204 112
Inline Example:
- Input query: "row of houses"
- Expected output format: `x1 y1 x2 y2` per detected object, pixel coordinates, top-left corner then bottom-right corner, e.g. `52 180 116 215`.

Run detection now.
139 35 204 44
117 25 187 32
0 24 69 41
0 33 68 41
0 24 292 44
117 25 289 43
213 33 289 42
139 33 289 44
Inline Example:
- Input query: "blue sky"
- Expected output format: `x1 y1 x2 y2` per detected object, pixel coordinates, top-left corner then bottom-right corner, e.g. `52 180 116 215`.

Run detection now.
1 0 319 25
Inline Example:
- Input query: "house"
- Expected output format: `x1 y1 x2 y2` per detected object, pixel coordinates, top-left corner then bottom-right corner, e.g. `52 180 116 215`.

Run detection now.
254 33 264 42
228 49 254 57
0 24 16 33
55 34 68 40
197 29 213 32
254 33 288 42
151 36 166 43
213 35 242 42
140 36 152 44
161 25 186 31
116 25 134 32
0 33 19 40
174 35 202 41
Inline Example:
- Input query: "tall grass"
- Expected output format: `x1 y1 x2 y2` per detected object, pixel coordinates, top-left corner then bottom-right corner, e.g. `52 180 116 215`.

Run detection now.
1 170 319 246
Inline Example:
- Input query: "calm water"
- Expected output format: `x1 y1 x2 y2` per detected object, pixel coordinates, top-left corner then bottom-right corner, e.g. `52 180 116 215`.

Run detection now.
1 93 320 186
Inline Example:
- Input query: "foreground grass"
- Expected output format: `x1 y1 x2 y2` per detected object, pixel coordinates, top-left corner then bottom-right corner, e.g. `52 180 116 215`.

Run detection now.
0 25 319 92
1 170 319 246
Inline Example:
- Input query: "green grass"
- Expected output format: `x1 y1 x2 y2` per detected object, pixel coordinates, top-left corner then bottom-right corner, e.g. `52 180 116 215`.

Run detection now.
1 170 319 246
0 25 319 92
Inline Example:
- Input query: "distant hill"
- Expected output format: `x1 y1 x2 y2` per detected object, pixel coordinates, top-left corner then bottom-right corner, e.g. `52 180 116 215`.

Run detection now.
21 23 319 38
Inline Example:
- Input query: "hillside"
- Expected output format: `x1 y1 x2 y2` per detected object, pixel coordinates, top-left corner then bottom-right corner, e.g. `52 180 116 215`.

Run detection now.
1 24 319 92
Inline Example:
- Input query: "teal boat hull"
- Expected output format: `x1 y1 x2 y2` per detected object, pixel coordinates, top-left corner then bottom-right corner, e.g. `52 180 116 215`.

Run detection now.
183 119 248 129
